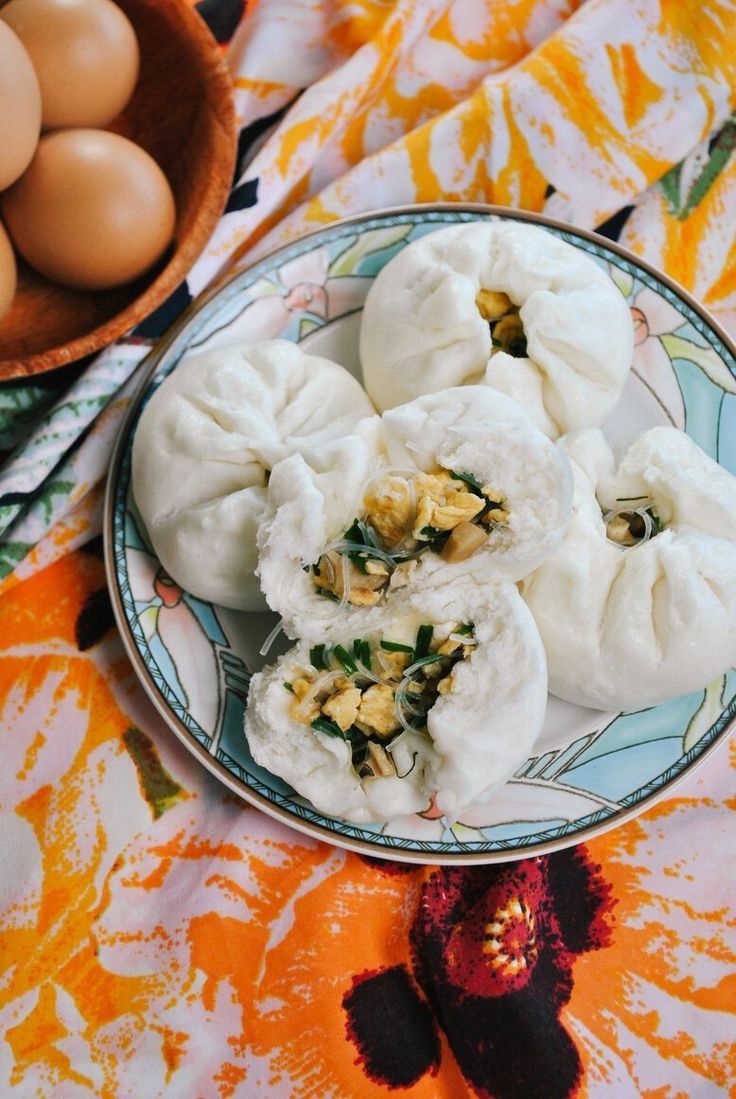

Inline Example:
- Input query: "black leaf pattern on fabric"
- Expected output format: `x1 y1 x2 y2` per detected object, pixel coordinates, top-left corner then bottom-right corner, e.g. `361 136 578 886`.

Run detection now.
409 863 576 1098
134 281 193 339
343 965 440 1087
75 587 115 651
232 105 291 183
344 853 614 1096
407 857 614 1099
79 534 105 559
131 104 283 340
595 205 634 242
195 0 245 43
225 177 259 214
0 490 30 507
546 847 614 955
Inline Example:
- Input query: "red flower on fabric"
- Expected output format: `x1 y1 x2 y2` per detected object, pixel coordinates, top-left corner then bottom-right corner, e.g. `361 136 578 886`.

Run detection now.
344 848 614 1097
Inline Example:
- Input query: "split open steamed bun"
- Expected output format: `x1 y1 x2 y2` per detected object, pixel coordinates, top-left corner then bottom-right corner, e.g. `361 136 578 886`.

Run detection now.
360 221 633 438
257 386 573 642
132 339 375 611
522 427 736 711
245 579 548 824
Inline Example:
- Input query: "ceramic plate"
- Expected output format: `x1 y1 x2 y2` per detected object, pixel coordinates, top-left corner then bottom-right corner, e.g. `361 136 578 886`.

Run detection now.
104 204 736 864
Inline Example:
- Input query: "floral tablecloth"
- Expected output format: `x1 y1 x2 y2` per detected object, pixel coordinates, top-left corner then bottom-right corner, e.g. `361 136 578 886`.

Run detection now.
1 1 735 1095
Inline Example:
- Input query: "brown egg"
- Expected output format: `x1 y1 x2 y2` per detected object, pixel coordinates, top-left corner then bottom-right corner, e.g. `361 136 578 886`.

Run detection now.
1 130 176 291
0 0 139 130
0 22 42 190
0 221 17 324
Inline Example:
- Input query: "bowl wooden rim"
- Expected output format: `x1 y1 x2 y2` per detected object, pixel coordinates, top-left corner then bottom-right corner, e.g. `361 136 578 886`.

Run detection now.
0 0 237 382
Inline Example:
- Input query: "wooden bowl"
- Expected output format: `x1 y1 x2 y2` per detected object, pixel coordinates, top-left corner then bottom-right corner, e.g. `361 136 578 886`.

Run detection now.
0 0 236 381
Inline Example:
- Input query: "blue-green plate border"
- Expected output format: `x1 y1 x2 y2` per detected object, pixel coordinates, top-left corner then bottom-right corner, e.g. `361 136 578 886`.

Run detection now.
104 203 736 864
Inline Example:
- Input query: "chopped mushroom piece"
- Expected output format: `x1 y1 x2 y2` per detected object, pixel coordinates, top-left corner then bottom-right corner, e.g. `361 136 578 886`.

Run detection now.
313 550 389 606
492 313 526 356
441 520 488 563
390 560 417 589
605 512 646 546
365 560 390 577
353 568 389 592
437 673 455 695
603 504 662 549
364 741 395 777
349 587 384 607
322 686 361 731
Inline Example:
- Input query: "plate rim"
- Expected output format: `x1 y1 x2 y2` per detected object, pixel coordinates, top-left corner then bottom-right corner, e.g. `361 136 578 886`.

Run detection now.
103 201 736 865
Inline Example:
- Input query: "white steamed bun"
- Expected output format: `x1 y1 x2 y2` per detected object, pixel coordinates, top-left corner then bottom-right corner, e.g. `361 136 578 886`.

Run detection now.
131 339 375 611
360 221 633 437
257 386 573 642
522 427 736 711
245 578 547 824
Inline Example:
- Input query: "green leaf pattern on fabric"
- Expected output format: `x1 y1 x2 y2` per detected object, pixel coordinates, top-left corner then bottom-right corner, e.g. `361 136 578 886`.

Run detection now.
0 541 34 580
659 114 736 220
0 386 56 451
122 727 187 819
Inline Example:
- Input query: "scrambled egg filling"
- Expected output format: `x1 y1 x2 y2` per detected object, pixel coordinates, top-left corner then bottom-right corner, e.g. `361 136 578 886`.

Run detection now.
285 625 475 779
363 474 414 546
312 468 510 606
475 288 527 358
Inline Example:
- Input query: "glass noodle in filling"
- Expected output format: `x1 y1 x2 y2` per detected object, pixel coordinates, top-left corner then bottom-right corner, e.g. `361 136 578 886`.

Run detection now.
283 621 476 780
311 468 509 607
604 497 663 546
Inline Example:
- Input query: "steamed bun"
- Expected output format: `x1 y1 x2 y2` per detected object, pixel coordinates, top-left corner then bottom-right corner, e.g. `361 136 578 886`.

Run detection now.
522 427 736 710
359 221 633 437
245 579 547 824
257 386 572 642
132 340 375 611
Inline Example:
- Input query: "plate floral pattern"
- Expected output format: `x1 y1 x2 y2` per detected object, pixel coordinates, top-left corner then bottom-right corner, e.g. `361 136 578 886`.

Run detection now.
106 206 736 863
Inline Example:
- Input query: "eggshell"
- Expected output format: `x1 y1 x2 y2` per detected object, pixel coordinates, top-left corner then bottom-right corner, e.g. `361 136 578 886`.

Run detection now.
1 129 176 291
0 221 17 323
0 22 42 190
0 0 139 130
